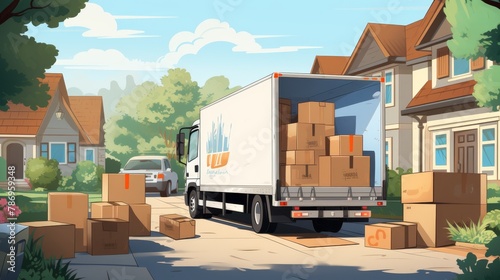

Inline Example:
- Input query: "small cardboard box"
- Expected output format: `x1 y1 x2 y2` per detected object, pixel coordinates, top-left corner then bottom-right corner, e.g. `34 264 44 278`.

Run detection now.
365 223 405 250
279 98 292 125
20 221 75 259
401 172 487 204
129 204 151 236
284 165 319 186
325 125 335 137
47 192 88 252
279 125 288 151
326 135 363 156
388 221 417 248
314 149 326 165
286 123 326 150
318 156 370 187
403 203 486 248
298 101 335 125
159 214 196 240
91 202 130 221
102 174 146 204
285 150 315 165
87 218 129 255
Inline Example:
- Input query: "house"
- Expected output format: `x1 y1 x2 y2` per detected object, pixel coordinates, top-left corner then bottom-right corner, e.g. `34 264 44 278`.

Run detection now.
0 73 105 187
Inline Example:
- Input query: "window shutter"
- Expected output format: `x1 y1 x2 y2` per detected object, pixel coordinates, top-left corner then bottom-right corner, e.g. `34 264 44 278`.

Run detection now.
437 47 449 79
471 56 485 71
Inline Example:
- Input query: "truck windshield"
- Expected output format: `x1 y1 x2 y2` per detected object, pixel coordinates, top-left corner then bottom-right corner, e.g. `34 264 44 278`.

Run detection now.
188 130 199 162
123 159 162 170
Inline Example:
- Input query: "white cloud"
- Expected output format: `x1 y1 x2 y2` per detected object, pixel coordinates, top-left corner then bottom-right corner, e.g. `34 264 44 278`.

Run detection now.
113 15 177 20
64 3 159 38
159 19 321 68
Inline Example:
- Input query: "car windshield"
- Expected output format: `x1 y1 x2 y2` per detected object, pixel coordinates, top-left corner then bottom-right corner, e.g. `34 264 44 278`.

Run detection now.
123 159 162 170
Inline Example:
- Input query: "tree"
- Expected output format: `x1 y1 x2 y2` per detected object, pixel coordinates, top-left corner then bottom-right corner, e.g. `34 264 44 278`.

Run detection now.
445 0 500 110
0 0 88 111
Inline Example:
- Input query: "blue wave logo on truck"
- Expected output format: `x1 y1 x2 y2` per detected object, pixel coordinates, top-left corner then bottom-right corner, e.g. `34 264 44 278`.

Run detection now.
206 116 232 169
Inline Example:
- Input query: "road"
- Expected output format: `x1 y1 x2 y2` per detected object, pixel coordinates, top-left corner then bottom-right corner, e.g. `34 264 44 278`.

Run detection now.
124 193 461 280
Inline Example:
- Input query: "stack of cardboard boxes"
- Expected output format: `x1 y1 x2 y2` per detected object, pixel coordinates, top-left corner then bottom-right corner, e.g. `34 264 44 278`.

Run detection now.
365 172 487 249
279 99 370 187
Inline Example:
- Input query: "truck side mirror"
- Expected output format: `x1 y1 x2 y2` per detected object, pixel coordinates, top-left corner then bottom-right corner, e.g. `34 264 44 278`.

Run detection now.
176 133 185 157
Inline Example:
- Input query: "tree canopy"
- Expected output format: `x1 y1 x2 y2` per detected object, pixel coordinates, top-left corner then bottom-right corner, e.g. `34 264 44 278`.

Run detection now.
0 0 88 111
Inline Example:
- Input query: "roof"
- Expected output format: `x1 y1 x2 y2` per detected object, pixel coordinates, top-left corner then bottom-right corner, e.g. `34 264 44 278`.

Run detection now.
310 56 350 75
69 96 105 145
415 0 446 48
405 20 432 61
406 80 477 108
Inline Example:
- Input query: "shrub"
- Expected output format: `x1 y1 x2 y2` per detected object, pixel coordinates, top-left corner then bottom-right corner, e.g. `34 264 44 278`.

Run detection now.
25 158 62 191
447 219 496 244
34 188 47 192
0 197 22 223
386 167 412 199
487 183 500 203
72 161 104 192
483 210 500 236
105 157 121 173
57 176 75 191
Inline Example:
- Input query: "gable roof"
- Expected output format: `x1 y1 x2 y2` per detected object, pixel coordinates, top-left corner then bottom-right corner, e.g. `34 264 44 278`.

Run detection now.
405 19 432 61
310 56 350 75
69 96 105 145
414 0 446 49
344 23 407 74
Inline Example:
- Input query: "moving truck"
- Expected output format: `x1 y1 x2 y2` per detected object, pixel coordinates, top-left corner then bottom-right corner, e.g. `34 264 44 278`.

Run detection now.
176 72 387 233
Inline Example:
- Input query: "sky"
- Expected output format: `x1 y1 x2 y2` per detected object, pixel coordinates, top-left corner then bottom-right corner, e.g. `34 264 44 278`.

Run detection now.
28 0 434 101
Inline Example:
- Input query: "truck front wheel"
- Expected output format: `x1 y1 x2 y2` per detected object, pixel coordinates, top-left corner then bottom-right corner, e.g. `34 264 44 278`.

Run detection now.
189 190 202 218
251 195 271 233
312 219 343 233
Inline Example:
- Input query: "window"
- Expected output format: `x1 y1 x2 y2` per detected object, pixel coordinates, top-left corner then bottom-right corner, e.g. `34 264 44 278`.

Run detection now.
68 143 76 163
40 143 49 158
123 159 161 170
188 130 199 162
85 149 94 162
481 128 496 168
384 69 394 106
385 138 392 169
434 134 447 167
452 57 470 76
164 159 171 169
50 143 66 164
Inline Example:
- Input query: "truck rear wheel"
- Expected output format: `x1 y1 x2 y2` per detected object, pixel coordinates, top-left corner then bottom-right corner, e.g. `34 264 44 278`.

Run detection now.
189 190 202 218
312 219 343 233
251 195 271 233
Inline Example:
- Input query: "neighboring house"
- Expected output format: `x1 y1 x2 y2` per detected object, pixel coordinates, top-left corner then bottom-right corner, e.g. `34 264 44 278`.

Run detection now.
0 73 105 187
401 0 498 179
310 56 350 75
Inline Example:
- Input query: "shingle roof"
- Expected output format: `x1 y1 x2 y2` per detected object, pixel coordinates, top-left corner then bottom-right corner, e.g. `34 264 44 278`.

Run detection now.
414 0 446 48
310 56 350 75
406 20 432 61
68 96 104 145
406 80 477 108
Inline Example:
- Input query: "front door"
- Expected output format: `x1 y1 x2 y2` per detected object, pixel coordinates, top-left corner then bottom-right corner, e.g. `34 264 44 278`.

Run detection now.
454 130 477 173
6 143 24 179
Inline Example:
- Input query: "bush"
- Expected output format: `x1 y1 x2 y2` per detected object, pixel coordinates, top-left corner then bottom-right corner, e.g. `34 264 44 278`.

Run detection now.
386 167 412 199
447 219 496 245
483 210 500 236
57 176 75 191
72 161 104 192
105 157 121 173
25 158 62 191
488 183 500 203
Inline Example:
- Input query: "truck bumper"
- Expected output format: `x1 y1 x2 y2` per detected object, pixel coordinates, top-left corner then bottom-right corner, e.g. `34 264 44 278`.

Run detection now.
291 209 371 219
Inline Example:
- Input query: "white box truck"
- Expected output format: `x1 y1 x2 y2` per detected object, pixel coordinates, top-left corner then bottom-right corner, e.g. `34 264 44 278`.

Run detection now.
176 72 387 233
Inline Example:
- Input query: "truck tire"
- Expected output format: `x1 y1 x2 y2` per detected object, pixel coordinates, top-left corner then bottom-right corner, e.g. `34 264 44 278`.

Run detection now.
312 219 343 233
160 181 171 197
189 190 202 218
251 195 271 233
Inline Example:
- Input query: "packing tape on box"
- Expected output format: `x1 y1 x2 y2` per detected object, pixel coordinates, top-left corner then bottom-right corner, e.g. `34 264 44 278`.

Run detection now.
67 195 73 209
125 174 130 190
312 124 316 136
349 135 354 153
349 156 354 169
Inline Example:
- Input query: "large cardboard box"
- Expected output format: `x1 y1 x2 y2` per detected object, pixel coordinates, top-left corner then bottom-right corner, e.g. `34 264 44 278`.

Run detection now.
318 156 370 187
286 123 326 150
401 172 487 204
285 150 315 165
298 101 335 125
279 125 288 151
403 203 486 247
129 204 151 236
102 174 146 204
325 125 335 136
91 202 130 221
47 192 88 252
388 221 417 248
279 98 292 125
87 218 129 255
326 135 363 156
20 221 75 259
159 214 196 240
284 165 319 186
364 223 405 249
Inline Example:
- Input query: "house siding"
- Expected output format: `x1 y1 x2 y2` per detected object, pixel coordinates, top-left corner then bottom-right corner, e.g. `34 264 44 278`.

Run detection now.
349 34 386 71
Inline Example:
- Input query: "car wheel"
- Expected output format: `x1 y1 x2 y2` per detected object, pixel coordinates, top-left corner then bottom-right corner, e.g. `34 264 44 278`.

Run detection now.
160 181 171 197
172 181 178 194
189 189 202 218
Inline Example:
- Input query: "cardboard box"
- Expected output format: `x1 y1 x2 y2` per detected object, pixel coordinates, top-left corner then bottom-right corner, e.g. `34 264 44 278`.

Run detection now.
318 156 370 187
401 172 487 204
279 98 292 125
159 214 196 240
87 218 129 255
284 165 319 186
47 192 88 252
280 125 288 151
286 123 326 150
388 221 417 248
298 101 335 125
326 135 363 156
325 125 335 136
102 174 146 204
403 203 486 247
365 223 405 249
314 149 326 165
285 150 315 165
20 221 75 259
129 204 151 236
91 202 129 221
